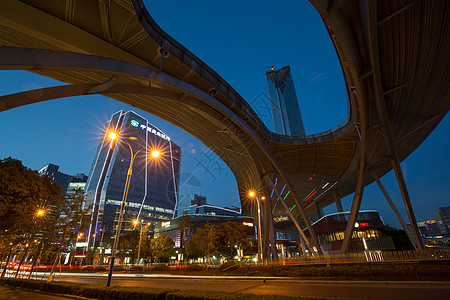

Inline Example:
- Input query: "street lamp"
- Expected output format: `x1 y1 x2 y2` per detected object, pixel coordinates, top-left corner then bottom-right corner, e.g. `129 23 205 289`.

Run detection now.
133 219 151 265
15 208 46 278
248 191 263 263
106 132 159 287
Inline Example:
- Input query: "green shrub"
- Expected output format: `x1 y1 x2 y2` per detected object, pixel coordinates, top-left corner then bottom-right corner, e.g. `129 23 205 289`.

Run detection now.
153 264 170 271
166 289 302 299
113 265 125 272
220 261 239 272
81 266 94 272
186 264 203 272
129 265 144 272
94 266 107 272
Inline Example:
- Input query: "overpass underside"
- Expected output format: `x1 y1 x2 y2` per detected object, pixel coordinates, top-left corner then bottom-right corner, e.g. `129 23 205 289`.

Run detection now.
0 0 448 257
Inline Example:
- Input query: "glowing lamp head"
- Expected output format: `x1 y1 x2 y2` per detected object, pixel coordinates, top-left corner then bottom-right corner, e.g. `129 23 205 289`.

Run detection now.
133 220 139 225
109 132 117 140
151 150 160 158
249 191 255 197
36 209 45 216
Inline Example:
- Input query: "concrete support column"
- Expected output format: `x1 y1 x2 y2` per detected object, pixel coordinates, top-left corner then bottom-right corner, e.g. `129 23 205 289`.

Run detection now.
369 169 419 249
262 195 270 262
263 194 277 261
334 191 344 213
314 202 322 220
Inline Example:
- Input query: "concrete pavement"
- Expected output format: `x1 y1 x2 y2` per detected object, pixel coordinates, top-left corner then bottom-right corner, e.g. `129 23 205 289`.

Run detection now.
0 285 84 300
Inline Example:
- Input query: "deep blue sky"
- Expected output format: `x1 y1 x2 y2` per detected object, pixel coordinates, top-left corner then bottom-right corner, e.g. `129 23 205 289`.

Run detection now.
0 0 448 226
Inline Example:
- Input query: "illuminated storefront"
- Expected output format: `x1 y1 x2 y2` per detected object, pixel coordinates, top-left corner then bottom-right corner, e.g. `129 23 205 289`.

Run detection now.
304 211 395 255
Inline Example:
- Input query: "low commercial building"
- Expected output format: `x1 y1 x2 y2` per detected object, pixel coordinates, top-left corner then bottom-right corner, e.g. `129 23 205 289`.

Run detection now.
155 194 255 258
304 211 395 255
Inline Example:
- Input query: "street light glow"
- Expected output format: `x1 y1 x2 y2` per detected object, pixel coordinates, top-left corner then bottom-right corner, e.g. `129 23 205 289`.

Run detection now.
249 191 255 197
109 132 117 140
151 150 160 158
133 220 139 225
36 209 45 216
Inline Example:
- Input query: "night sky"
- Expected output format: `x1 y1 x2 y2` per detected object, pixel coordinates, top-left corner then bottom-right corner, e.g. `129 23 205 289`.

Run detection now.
0 0 448 227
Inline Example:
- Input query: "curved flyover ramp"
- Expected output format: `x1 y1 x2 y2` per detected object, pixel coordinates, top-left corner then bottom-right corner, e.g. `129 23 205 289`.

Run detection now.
0 0 448 253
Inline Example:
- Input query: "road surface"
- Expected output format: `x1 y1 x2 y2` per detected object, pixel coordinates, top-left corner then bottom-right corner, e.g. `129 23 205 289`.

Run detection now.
49 275 450 300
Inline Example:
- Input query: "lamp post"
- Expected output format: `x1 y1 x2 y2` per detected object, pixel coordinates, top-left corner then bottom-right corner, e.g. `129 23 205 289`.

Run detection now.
106 132 159 287
134 220 151 265
249 191 263 263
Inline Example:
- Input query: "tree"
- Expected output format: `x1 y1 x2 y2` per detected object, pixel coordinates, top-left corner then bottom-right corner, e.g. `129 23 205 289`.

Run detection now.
216 221 249 257
46 188 93 282
381 225 415 250
178 215 191 251
150 235 174 263
117 230 140 263
0 157 61 278
186 223 218 263
0 157 61 232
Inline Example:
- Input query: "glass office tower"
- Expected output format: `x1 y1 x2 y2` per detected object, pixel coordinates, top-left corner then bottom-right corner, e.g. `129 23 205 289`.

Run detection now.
266 65 306 136
84 110 181 248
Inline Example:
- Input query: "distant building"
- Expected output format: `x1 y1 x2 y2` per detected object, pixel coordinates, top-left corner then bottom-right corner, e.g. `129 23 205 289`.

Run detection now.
416 222 428 237
39 163 88 194
266 65 306 136
66 173 89 195
425 220 441 237
434 207 450 234
183 194 242 217
155 215 255 249
156 194 251 250
84 110 181 248
304 211 395 255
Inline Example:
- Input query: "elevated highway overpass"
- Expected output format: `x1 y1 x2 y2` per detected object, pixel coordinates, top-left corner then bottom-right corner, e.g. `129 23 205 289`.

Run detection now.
0 0 448 255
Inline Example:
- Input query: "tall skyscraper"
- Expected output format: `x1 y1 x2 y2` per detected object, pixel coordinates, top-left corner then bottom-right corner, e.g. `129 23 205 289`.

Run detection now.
266 65 306 136
84 110 181 248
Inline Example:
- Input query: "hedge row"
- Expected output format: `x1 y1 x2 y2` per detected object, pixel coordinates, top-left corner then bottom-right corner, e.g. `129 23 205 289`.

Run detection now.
0 278 324 300
224 260 450 281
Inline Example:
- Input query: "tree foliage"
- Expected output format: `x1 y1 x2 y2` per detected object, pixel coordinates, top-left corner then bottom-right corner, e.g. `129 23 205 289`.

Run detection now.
216 221 249 257
0 157 94 280
0 157 61 234
381 225 414 250
186 221 250 261
150 235 174 262
186 223 218 261
117 230 140 261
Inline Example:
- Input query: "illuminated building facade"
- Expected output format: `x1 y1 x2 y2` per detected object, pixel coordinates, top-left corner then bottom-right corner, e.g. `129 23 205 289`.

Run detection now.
156 194 252 249
39 163 88 195
183 194 242 217
84 110 181 248
304 211 395 255
266 65 306 136
434 207 450 234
